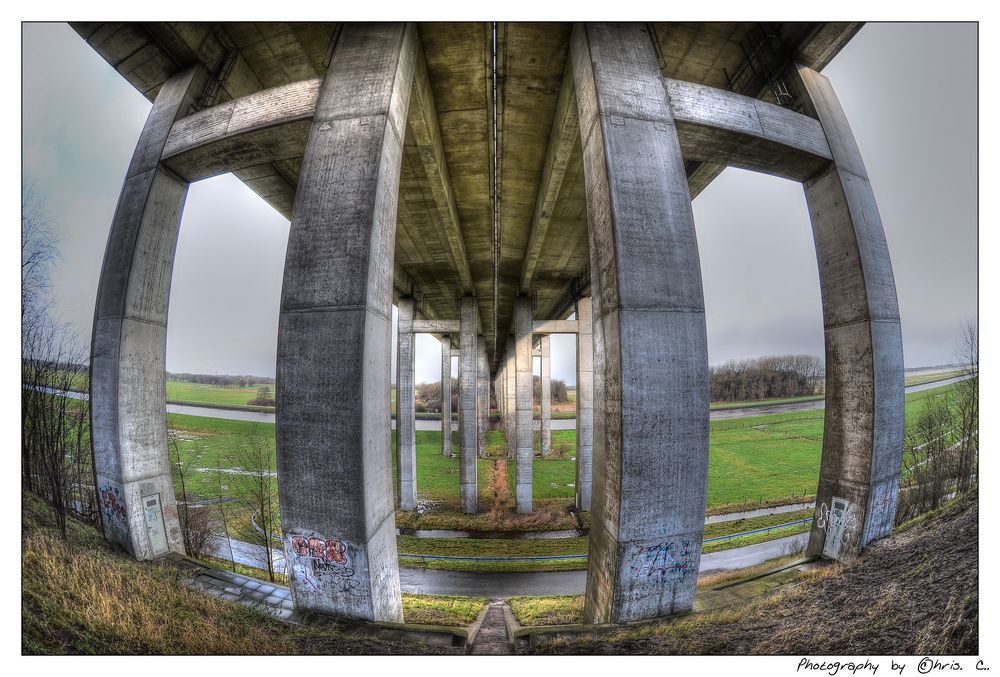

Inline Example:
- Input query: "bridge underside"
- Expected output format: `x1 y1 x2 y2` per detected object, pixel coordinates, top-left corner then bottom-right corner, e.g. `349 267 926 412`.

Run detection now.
73 21 860 367
81 22 903 627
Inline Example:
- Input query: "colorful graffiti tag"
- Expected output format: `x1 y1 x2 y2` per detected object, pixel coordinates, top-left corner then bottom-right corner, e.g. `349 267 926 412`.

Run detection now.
98 483 129 544
286 533 364 598
628 540 694 582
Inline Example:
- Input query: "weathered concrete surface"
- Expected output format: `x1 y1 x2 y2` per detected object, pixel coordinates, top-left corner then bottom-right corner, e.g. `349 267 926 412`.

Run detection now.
505 337 517 460
575 297 594 513
396 297 417 511
477 339 490 458
572 23 709 624
540 335 552 457
514 296 534 513
275 23 414 623
664 78 833 181
440 335 452 456
459 296 479 513
90 66 207 560
794 65 904 561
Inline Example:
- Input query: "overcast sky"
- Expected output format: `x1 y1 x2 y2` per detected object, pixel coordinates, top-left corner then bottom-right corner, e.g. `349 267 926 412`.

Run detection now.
22 22 977 384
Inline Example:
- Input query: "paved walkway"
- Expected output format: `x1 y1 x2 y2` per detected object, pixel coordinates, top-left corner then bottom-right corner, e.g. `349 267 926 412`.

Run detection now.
469 602 512 655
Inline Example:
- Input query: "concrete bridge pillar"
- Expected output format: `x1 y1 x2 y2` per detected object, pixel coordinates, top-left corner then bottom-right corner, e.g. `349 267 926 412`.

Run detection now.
396 297 417 511
505 336 517 460
514 295 534 512
575 296 594 513
795 65 905 561
90 65 206 559
276 22 415 623
540 334 552 457
440 335 452 456
459 296 479 513
478 339 490 457
571 23 709 624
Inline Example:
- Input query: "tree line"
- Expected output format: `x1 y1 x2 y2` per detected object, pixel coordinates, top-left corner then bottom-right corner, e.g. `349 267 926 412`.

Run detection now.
168 372 275 388
709 354 823 402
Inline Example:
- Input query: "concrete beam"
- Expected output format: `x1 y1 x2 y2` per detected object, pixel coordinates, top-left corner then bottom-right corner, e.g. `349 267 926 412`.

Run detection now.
520 60 579 292
533 319 579 334
162 78 320 181
90 66 206 561
794 64 904 562
412 320 460 334
459 296 479 513
276 23 414 623
572 23 709 624
409 34 475 294
540 334 552 457
441 336 452 457
664 78 833 182
515 296 534 512
575 297 594 512
396 297 417 511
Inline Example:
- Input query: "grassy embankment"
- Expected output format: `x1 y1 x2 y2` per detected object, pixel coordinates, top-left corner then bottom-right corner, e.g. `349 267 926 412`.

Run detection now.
522 490 978 655
21 492 475 654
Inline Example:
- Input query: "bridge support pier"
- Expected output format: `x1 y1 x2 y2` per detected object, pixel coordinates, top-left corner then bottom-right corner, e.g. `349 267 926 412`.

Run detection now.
575 297 594 513
795 65 904 561
505 336 517 460
515 295 534 512
396 297 417 511
90 66 206 560
572 23 709 624
459 296 479 513
441 335 452 456
478 339 490 457
276 22 413 623
540 335 552 457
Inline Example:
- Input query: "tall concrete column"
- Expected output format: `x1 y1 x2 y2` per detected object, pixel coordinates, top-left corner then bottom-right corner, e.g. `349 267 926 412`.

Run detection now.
441 335 452 456
478 339 490 458
395 298 417 511
505 337 517 460
459 296 479 513
795 65 904 561
571 23 709 624
514 295 534 513
575 297 594 512
540 335 552 457
90 66 206 560
276 23 415 623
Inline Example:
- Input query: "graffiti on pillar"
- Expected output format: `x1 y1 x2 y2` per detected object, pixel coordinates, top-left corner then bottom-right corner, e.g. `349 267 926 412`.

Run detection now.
817 497 861 559
98 482 129 545
627 539 694 582
864 480 898 544
286 532 364 598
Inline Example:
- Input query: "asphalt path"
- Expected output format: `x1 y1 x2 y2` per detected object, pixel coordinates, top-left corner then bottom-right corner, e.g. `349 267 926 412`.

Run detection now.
204 532 810 596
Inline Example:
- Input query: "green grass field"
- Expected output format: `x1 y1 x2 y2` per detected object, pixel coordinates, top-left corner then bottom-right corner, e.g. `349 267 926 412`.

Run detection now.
168 382 957 514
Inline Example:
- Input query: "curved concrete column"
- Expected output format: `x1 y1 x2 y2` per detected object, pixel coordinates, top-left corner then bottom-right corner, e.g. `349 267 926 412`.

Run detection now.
514 295 534 513
478 339 490 458
795 65 904 561
540 334 552 457
571 23 709 624
276 23 416 623
575 297 594 512
90 66 205 559
396 297 417 510
505 337 517 460
441 335 452 456
459 296 479 513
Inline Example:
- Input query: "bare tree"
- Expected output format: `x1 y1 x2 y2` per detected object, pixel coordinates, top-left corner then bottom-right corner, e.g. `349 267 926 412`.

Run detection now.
170 437 213 557
226 425 281 581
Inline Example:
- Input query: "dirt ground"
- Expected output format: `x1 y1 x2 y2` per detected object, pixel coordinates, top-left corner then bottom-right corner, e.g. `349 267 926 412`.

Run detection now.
533 491 979 655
